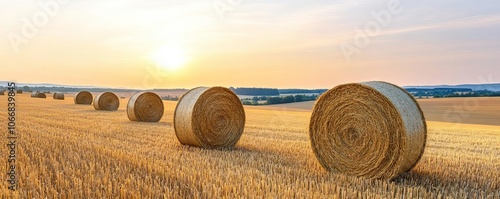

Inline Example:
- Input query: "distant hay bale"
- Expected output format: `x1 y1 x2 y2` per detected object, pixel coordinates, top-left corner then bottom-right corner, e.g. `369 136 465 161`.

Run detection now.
0 91 4 95
309 81 427 180
36 92 46 98
17 90 23 94
31 92 46 98
127 92 164 122
53 92 65 100
174 87 245 149
93 92 120 111
74 91 93 105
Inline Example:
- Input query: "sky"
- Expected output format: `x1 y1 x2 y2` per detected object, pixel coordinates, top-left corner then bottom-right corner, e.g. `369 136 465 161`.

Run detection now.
0 0 499 89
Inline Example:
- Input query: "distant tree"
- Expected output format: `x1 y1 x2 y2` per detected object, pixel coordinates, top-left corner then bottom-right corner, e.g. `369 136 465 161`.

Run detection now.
282 95 295 103
266 97 282 104
294 95 303 102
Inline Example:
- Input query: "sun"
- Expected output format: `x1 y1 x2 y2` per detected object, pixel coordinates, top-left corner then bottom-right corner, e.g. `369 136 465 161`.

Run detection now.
151 45 189 71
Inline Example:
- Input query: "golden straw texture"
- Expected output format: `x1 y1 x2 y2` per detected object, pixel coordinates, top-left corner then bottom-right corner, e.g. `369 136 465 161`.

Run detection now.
174 87 246 149
74 91 93 105
127 92 164 122
309 81 427 180
53 92 65 100
93 92 120 111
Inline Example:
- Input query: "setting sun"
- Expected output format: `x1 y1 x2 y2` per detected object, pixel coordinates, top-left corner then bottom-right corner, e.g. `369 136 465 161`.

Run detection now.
151 44 190 71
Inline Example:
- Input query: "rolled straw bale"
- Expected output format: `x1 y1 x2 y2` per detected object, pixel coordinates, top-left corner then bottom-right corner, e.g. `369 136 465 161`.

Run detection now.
36 93 46 98
31 92 38 98
0 91 4 95
53 92 65 100
74 91 93 105
309 81 427 180
17 90 23 94
174 87 245 149
93 92 119 111
127 92 164 122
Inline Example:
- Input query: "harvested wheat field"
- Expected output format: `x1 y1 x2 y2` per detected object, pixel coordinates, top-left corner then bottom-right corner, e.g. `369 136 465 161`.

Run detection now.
0 94 499 198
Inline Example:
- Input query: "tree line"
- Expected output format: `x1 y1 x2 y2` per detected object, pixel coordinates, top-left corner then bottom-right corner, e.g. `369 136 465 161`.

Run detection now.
242 94 319 105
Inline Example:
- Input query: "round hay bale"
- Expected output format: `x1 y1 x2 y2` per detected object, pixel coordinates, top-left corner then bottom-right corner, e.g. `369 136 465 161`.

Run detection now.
17 90 23 94
93 92 119 111
309 81 427 180
0 91 4 95
36 92 46 98
174 87 245 149
127 92 164 122
53 92 65 100
74 91 93 105
31 92 38 98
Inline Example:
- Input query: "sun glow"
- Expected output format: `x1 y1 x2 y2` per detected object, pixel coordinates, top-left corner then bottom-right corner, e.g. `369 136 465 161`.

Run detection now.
151 44 190 71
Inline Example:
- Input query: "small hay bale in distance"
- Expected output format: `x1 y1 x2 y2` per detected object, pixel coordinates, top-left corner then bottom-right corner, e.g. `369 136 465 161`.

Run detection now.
309 81 427 180
174 87 245 149
0 90 4 95
37 93 47 98
74 91 93 105
31 92 46 98
127 92 164 122
93 92 119 111
17 90 23 94
53 92 65 100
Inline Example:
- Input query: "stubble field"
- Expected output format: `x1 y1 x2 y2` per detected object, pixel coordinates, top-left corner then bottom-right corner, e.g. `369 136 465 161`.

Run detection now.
0 94 499 198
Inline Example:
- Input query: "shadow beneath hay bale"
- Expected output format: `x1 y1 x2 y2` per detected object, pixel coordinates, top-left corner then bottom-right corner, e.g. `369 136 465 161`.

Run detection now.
393 169 487 191
171 144 299 175
78 109 126 113
122 121 173 127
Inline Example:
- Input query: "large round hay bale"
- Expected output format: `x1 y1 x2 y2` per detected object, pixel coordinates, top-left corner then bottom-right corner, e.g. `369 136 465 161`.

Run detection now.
309 81 427 180
36 92 46 98
17 90 23 94
53 92 65 100
174 87 245 149
31 91 47 98
93 92 119 111
127 92 164 122
74 91 93 105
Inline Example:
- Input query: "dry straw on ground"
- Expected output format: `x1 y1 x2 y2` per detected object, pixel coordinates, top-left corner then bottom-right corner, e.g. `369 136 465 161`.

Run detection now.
53 92 65 100
93 92 120 111
174 87 246 149
74 91 93 105
127 92 164 122
309 81 427 180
